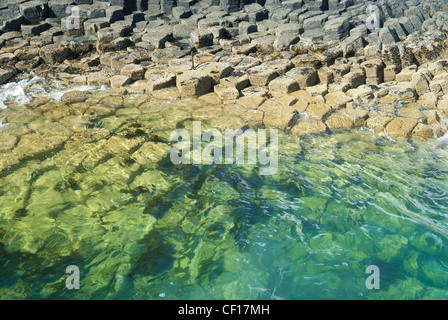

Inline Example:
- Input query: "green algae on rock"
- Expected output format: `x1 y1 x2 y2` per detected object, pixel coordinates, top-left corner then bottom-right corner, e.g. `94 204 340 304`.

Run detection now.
0 79 448 299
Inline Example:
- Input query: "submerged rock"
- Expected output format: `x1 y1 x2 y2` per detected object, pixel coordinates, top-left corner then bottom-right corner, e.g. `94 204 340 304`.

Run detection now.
61 90 90 104
291 118 327 136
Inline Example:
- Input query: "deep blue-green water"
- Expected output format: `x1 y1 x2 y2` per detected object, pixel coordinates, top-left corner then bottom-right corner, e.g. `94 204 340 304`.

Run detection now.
1 125 448 299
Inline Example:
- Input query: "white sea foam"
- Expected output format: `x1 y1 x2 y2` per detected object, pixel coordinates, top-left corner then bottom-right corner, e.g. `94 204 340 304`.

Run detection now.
0 77 108 129
0 78 38 128
0 79 35 110
437 132 448 142
0 77 107 108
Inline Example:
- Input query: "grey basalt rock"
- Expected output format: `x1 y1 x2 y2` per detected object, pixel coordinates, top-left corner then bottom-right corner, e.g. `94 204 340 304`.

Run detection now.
282 0 303 11
74 0 93 4
244 3 268 23
190 1 207 14
172 6 192 19
324 16 350 40
287 8 307 23
300 28 324 42
307 0 329 11
197 18 219 28
21 22 51 36
379 26 399 45
275 23 303 36
110 19 134 37
3 0 448 95
124 11 145 23
303 13 328 30
97 26 116 42
134 0 149 11
350 24 368 38
143 7 162 20
0 13 24 32
220 0 239 13
190 28 213 47
263 0 281 10
238 21 257 34
208 26 231 39
0 67 17 85
173 23 196 38
398 17 415 35
75 3 110 19
177 0 196 8
109 0 136 14
269 8 291 22
88 2 111 18
273 34 299 51
47 0 75 19
19 1 48 23
133 20 148 32
340 35 365 57
142 25 174 48
106 5 124 23
7 0 29 11
257 19 279 32
0 31 23 43
161 0 176 14
84 17 110 36
384 18 408 39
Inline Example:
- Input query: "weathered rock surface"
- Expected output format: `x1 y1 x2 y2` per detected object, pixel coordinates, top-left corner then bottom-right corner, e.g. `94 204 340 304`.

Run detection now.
176 70 213 97
0 0 447 141
0 67 17 85
39 44 71 64
291 118 328 136
386 118 419 139
286 67 318 89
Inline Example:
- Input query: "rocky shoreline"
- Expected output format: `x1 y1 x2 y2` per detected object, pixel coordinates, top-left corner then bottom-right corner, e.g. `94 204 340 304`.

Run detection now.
1 0 448 141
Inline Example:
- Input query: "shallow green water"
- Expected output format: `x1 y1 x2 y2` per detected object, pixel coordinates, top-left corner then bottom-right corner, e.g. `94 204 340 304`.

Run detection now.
1 87 448 299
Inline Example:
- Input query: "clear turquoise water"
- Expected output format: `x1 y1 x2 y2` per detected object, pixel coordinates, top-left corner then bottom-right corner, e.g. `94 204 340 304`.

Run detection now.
1 89 448 299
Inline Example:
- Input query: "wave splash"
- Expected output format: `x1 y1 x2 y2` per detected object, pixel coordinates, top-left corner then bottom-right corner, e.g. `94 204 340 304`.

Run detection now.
0 77 107 127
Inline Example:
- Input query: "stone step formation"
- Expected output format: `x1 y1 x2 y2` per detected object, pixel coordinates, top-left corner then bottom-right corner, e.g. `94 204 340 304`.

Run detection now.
0 0 446 67
0 0 446 44
2 0 448 140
